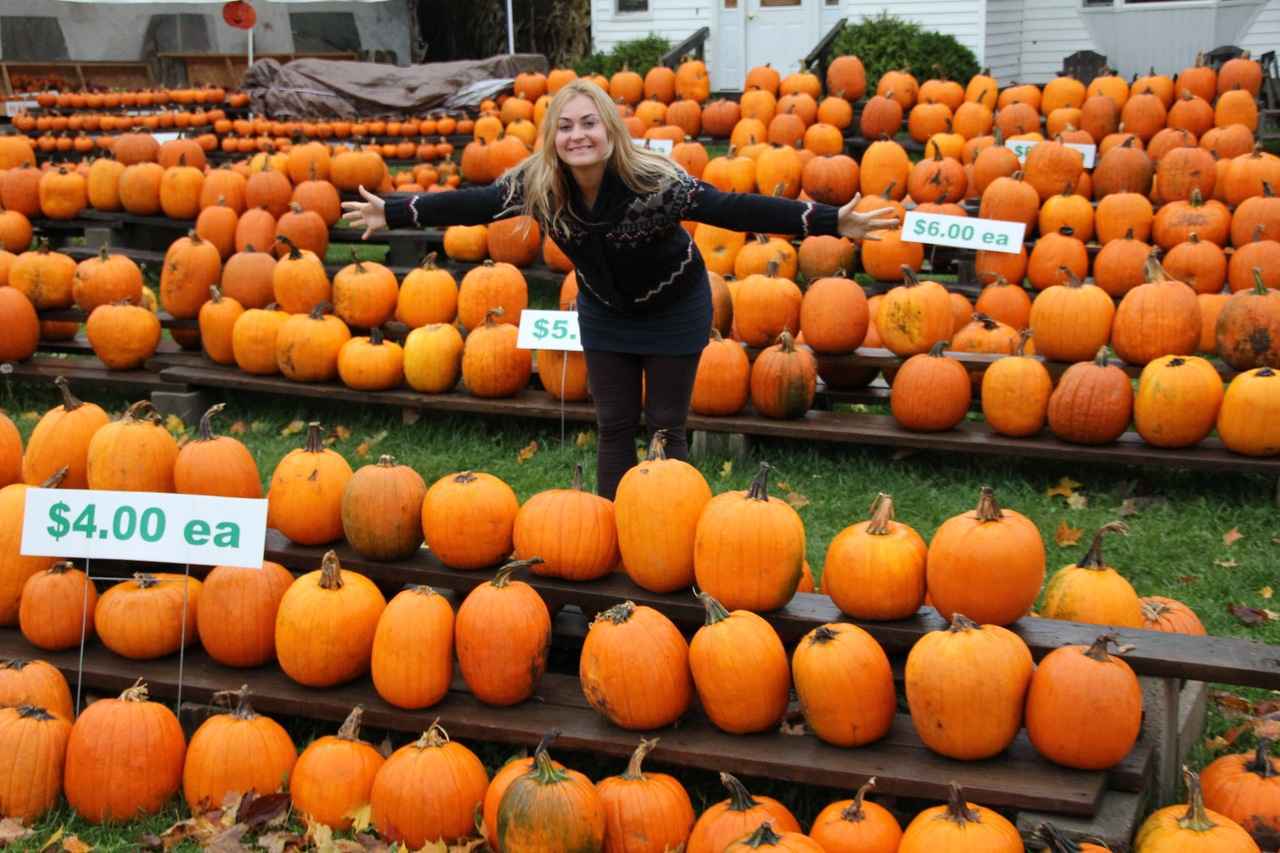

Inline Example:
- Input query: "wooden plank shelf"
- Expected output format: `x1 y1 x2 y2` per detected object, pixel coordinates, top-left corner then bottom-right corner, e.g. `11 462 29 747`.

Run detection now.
263 532 1280 692
36 307 198 331
154 363 1280 478
2 355 189 394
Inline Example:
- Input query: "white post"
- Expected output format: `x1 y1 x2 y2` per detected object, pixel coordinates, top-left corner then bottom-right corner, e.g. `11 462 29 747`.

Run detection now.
506 0 515 54
248 25 255 66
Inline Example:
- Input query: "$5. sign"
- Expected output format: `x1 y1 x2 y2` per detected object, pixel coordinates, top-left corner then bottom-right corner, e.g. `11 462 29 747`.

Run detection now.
516 309 583 352
21 488 268 569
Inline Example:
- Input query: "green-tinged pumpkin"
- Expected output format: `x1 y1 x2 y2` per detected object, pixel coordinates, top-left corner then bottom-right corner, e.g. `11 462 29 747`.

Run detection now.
497 746 606 853
341 454 426 561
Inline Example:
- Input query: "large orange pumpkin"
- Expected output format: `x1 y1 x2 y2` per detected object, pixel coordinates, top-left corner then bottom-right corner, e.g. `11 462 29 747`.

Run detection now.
290 706 385 830
792 622 896 747
580 601 692 730
513 463 619 581
823 493 927 620
275 551 386 687
182 686 297 810
689 591 790 735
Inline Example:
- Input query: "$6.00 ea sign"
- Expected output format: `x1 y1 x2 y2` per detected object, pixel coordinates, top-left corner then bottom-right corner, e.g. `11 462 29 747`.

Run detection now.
20 488 268 569
901 210 1026 254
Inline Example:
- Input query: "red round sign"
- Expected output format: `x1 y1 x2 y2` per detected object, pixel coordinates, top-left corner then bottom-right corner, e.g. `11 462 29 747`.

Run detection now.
222 0 256 30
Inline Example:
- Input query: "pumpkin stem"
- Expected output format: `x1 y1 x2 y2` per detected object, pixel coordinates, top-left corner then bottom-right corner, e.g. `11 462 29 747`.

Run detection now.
901 266 921 285
942 782 981 825
369 326 384 346
377 454 396 468
645 430 670 461
418 719 450 749
765 258 781 278
973 485 1004 522
318 550 344 590
741 822 784 847
40 466 69 489
948 613 981 632
1177 768 1220 833
211 685 258 720
1251 266 1269 295
809 625 839 644
710 328 724 343
491 558 543 588
133 572 160 589
15 705 57 722
53 375 85 412
840 777 877 822
1245 739 1277 778
777 329 797 352
1013 328 1034 357
696 589 730 625
484 306 505 326
123 399 161 424
119 678 150 703
336 705 365 741
1027 822 1102 853
622 737 659 780
746 462 772 502
530 742 570 785
863 493 897 536
196 403 226 442
720 773 761 812
421 251 438 269
97 243 111 262
571 462 584 492
209 285 223 304
596 600 636 625
1059 265 1083 287
275 234 303 259
308 301 333 320
928 340 950 357
1077 521 1128 570
48 561 75 575
1263 180 1274 198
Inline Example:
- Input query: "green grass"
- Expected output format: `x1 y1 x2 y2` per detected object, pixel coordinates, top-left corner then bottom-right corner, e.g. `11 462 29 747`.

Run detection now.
1 379 1277 849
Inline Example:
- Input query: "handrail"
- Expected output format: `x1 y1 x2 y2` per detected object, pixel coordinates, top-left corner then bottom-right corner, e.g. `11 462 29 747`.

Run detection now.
803 17 847 78
660 26 710 69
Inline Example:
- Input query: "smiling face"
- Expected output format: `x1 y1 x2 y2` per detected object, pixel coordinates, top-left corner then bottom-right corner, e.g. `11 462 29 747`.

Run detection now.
554 94 612 170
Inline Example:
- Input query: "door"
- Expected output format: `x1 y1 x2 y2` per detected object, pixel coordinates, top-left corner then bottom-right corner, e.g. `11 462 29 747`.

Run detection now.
745 0 819 79
713 0 747 92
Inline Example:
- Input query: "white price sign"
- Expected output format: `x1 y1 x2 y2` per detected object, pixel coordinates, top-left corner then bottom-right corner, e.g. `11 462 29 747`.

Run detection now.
1005 139 1096 168
632 137 673 155
4 100 38 117
152 132 182 144
21 488 268 569
902 210 1026 254
516 309 583 351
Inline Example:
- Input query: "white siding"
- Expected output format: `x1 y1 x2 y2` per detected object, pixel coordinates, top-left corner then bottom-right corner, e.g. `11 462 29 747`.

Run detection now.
590 0 714 55
849 0 985 62
984 0 1022 84
1239 0 1280 54
1019 0 1097 83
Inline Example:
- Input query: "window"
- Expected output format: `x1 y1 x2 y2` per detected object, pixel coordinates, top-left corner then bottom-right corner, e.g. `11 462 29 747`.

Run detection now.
618 0 649 12
724 0 737 7
826 0 841 6
0 17 68 61
143 14 212 53
289 12 361 53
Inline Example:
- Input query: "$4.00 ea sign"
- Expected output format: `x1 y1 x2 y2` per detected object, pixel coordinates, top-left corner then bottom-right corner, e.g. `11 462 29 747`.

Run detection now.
21 489 268 569
516 309 583 352
902 210 1026 254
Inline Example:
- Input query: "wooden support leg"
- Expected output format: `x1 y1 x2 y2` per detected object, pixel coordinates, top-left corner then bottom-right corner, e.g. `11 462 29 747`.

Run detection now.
1140 676 1183 805
150 388 212 426
690 430 750 461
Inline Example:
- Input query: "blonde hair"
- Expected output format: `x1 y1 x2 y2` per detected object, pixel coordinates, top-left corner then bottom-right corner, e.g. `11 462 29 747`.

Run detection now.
504 79 686 239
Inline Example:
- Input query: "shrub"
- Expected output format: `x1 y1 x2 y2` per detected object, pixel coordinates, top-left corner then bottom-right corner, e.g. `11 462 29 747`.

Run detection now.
573 34 671 78
830 13 980 95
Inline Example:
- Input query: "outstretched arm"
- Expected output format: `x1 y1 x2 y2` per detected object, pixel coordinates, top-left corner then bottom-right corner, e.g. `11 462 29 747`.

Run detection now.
340 181 516 238
683 180 898 240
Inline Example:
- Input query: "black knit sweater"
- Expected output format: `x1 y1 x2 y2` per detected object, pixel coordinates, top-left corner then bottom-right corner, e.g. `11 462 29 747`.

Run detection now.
384 168 842 315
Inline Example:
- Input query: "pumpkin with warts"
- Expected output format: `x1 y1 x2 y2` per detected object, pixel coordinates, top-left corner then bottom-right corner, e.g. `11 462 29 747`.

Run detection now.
275 551 385 687
1134 769 1260 851
64 680 186 824
22 377 108 489
456 559 550 706
615 431 712 593
823 493 927 621
85 400 177 492
0 659 72 721
197 561 293 668
876 267 953 356
982 330 1051 437
927 486 1045 626
371 585 452 710
267 421 353 546
514 463 619 581
182 686 297 810
19 562 96 651
497 742 606 853
370 722 489 848
687 773 801 853
898 783 1023 853
694 462 804 612
793 622 896 747
580 600 692 730
1218 366 1280 456
1026 634 1144 770
174 402 261 498
1199 739 1280 840
422 470 519 570
891 341 970 432
690 591 790 734
290 706 385 830
906 614 1034 759
0 704 70 822
597 737 696 853
1216 269 1280 370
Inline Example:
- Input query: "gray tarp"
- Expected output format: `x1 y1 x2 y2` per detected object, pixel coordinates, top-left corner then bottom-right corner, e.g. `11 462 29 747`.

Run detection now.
241 54 549 118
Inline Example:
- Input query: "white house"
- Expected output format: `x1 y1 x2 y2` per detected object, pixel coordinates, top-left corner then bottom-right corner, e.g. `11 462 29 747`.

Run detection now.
592 0 1280 91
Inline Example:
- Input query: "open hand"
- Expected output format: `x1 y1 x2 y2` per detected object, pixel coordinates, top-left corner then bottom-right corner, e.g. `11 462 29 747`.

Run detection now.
837 193 900 241
339 185 387 240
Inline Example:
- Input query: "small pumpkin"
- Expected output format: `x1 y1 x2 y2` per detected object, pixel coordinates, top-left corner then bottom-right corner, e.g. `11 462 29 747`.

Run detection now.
1218 367 1280 456
890 340 970 432
690 591 790 734
22 376 109 490
1133 768 1261 852
792 622 896 747
267 421 353 546
596 737 696 853
981 330 1051 437
897 783 1023 853
160 230 222 320
1140 596 1207 635
85 400 178 492
341 454 426 561
19 562 97 652
198 286 244 365
687 773 801 853
0 704 71 822
823 493 927 621
85 301 161 370
749 330 816 419
514 463 619 581
96 572 202 660
691 330 750 416
397 252 458 327
0 659 72 722
290 706 385 830
232 304 290 375
182 686 297 810
275 302 352 383
272 236 330 314
810 779 903 853
1042 522 1143 627
462 307 533 398
1199 739 1280 842
455 559 551 706
404 322 464 393
1029 268 1116 363
1048 347 1134 445
174 403 262 499
422 470 519 570
1216 269 1280 370
370 722 489 848
876 267 953 356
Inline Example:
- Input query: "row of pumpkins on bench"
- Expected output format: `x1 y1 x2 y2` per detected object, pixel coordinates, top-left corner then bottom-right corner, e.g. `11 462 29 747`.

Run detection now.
6 656 1270 852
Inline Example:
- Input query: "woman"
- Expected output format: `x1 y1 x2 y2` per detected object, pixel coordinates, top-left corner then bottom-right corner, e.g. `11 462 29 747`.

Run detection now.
343 80 897 499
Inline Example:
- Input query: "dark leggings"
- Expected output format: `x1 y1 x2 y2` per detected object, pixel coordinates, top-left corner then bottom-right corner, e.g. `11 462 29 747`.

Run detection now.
584 349 702 500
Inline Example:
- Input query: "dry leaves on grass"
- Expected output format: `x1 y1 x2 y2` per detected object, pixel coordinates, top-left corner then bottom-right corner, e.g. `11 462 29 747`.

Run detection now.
416 838 487 852
38 826 64 852
1045 477 1082 499
516 440 539 464
0 818 33 846
1205 694 1280 753
18 411 39 422
164 414 187 436
719 460 733 480
575 431 594 449
280 419 306 437
1054 520 1084 547
1118 496 1169 517
59 836 92 853
1215 558 1240 570
1261 586 1274 599
1223 527 1244 547
1227 602 1279 627
229 420 249 435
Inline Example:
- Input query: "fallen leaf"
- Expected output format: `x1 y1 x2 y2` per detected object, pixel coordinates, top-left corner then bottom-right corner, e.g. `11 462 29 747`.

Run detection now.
1054 520 1084 547
305 821 336 853
1261 586 1274 600
164 414 187 435
575 431 594 449
204 825 250 853
256 831 301 853
280 419 305 437
355 441 371 458
1228 602 1276 626
138 833 163 851
1256 716 1280 741
229 420 248 435
779 718 806 736
38 825 64 852
250 420 270 434
516 440 539 464
1215 558 1239 569
0 818 33 845
1177 575 1200 586
719 460 733 480
1066 493 1088 510
1118 496 1169 517
1223 527 1244 547
776 480 792 492
1045 477 1082 499
60 836 92 853
322 435 337 448
1273 537 1280 545
784 491 810 510
347 803 374 833
1223 722 1252 746
332 425 352 441
1211 691 1255 715
365 430 389 448
237 791 291 830
1202 735 1230 753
